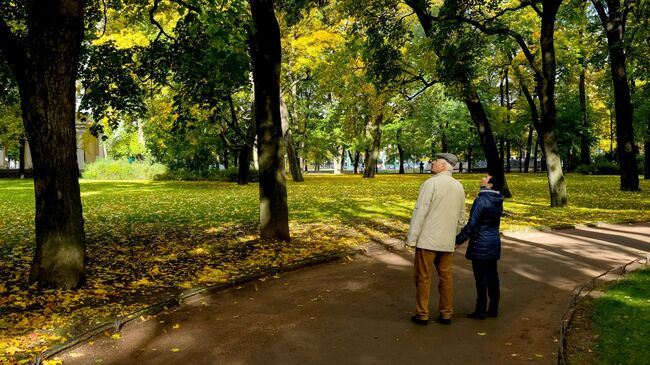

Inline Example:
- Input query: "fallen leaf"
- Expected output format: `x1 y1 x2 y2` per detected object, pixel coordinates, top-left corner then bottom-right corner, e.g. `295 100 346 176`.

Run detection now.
111 334 120 340
173 324 180 329
171 348 181 352
477 332 487 336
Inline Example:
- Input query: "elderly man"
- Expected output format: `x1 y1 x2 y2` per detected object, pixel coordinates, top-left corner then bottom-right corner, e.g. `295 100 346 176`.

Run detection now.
406 153 466 325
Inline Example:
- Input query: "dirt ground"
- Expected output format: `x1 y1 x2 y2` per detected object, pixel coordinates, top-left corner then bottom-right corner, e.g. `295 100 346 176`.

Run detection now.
55 223 650 365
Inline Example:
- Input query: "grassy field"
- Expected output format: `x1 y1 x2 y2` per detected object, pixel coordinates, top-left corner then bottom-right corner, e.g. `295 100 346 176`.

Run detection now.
593 267 650 364
1 173 649 362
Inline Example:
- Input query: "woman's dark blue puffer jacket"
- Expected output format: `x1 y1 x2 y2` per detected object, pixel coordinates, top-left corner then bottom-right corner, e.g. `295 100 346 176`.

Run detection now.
455 188 504 260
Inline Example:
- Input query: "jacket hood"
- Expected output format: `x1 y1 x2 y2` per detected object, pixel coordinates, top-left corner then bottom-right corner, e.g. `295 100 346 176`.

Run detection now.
478 188 504 208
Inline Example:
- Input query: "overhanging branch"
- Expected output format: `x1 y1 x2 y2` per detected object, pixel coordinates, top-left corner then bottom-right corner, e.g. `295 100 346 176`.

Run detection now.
0 17 26 77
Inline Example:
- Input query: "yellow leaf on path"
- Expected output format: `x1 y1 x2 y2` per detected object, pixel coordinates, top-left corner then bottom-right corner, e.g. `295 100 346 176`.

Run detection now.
0 283 5 293
111 334 121 340
43 359 63 365
133 278 153 287
171 348 181 352
477 332 487 336
173 324 180 329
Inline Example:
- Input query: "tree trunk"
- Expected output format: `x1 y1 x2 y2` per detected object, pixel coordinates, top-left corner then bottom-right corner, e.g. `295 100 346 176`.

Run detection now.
537 2 567 206
353 151 360 174
534 138 539 173
333 146 343 175
248 0 289 241
524 125 534 173
463 89 512 198
339 147 346 173
579 69 591 165
397 128 405 174
280 95 303 182
592 0 639 190
237 145 252 185
3 0 87 288
363 114 382 178
646 112 650 179
18 136 26 177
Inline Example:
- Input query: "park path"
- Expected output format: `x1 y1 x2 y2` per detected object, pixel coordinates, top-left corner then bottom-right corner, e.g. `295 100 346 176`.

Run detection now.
58 223 650 365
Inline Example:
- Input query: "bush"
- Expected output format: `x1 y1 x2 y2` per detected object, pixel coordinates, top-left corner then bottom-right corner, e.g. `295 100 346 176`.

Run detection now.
154 167 259 182
576 160 620 175
82 159 168 180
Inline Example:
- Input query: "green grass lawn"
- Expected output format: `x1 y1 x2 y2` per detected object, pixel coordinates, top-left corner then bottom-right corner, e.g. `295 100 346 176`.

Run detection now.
593 267 650 365
1 173 649 362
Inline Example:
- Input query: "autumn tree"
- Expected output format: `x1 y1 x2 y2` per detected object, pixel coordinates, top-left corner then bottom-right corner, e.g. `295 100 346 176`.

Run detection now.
0 0 86 288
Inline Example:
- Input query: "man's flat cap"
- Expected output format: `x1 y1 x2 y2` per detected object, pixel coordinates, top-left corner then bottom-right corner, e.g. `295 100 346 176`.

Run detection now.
435 153 458 166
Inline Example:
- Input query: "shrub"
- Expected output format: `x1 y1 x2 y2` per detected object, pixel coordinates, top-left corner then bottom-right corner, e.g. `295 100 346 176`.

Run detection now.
154 167 259 182
576 160 620 175
82 159 168 180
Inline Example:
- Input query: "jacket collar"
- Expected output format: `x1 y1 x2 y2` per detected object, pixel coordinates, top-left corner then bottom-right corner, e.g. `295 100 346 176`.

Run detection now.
434 170 453 177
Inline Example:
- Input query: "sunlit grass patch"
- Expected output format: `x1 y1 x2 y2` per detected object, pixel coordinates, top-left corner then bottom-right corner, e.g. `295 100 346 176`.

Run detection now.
592 267 650 365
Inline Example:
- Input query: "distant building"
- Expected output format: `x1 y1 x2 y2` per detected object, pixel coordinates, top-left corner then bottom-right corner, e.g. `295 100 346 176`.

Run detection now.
0 118 104 171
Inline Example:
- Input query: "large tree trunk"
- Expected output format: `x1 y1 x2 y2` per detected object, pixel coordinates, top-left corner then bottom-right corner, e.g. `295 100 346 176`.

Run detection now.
538 2 568 207
248 0 289 241
237 145 252 185
353 151 360 174
579 69 591 166
591 0 639 190
3 0 87 288
464 89 512 198
363 114 382 178
280 95 303 182
645 112 650 179
18 136 26 177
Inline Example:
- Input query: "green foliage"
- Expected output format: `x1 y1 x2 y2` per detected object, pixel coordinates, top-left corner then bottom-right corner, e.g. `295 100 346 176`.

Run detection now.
576 155 619 175
81 159 167 180
593 268 650 365
154 167 259 182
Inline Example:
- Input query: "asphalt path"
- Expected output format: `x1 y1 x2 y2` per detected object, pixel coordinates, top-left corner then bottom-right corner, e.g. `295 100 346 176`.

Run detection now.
58 223 650 365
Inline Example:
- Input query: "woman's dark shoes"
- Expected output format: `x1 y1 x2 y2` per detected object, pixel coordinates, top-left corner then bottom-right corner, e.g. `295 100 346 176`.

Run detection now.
467 312 486 320
410 315 429 325
435 315 451 325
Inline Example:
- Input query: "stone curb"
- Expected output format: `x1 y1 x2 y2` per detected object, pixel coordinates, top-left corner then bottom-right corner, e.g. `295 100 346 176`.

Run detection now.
557 255 650 365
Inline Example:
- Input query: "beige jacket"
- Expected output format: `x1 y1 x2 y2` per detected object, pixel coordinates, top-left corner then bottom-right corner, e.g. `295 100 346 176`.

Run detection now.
406 171 466 252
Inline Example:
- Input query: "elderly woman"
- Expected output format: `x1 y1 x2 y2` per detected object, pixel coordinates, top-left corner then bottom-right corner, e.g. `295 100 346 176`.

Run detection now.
456 175 504 320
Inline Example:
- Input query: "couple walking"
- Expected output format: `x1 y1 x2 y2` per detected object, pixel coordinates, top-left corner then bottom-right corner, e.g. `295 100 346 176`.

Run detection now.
406 153 504 325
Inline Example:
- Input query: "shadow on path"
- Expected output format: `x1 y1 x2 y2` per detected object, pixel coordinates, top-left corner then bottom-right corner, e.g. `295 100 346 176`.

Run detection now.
58 224 650 365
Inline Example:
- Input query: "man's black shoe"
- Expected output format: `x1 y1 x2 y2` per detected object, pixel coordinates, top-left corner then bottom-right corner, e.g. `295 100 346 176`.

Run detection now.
435 315 451 325
410 316 428 325
467 312 486 320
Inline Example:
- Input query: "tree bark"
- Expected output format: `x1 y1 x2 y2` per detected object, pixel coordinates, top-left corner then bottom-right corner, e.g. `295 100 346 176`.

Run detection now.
591 0 639 190
248 0 289 241
353 151 360 174
280 95 303 182
579 68 591 165
463 89 512 198
645 111 650 179
524 125 533 173
1 0 87 288
537 2 568 206
363 114 382 178
18 136 26 177
397 128 405 174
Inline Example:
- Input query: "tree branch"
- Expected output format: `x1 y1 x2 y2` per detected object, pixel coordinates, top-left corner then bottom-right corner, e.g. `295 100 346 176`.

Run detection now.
478 0 543 22
453 16 541 77
590 0 609 26
150 0 176 41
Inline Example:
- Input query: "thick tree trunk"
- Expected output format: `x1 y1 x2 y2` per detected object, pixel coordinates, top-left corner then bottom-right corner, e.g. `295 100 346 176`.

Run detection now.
463 89 512 198
537 3 567 207
280 95 303 182
363 114 382 178
249 0 289 241
591 0 638 190
6 0 87 288
353 151 360 174
579 69 591 165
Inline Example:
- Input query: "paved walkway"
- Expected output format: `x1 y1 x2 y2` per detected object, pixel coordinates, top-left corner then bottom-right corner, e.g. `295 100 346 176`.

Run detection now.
58 223 650 365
